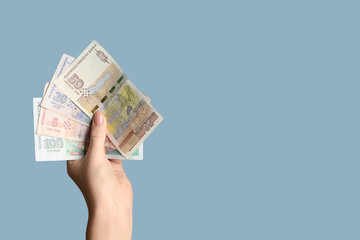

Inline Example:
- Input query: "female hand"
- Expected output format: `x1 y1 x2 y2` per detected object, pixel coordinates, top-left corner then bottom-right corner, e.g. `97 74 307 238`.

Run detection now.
67 111 133 240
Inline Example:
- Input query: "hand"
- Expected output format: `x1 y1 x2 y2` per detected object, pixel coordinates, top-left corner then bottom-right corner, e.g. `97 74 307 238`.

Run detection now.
67 111 133 240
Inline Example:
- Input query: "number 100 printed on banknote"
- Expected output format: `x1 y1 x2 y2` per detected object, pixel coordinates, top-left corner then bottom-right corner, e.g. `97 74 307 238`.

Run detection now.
52 41 163 158
34 98 143 161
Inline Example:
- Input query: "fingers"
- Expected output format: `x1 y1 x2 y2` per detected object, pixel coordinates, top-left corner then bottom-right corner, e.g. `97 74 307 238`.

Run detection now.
109 159 123 169
109 159 128 179
66 160 78 180
87 111 107 160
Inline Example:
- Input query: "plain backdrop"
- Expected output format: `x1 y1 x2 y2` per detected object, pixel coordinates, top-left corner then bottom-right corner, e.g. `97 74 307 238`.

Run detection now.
0 0 360 239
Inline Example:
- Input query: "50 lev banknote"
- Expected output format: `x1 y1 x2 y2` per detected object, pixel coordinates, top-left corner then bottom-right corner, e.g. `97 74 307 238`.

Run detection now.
51 41 163 158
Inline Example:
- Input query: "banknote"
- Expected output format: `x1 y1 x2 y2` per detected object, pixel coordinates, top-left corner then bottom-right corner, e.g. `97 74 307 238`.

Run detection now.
52 41 163 158
33 98 143 161
34 98 84 161
41 54 92 125
36 105 116 149
41 54 151 126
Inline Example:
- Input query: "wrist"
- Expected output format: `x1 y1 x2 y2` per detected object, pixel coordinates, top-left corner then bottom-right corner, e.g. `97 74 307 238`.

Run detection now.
87 202 133 240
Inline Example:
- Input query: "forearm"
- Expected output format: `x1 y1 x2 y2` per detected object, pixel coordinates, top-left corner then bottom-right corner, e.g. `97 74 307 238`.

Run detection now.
86 204 133 240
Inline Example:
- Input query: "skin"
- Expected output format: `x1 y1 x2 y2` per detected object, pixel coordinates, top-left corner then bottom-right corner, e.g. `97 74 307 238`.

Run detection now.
67 111 133 240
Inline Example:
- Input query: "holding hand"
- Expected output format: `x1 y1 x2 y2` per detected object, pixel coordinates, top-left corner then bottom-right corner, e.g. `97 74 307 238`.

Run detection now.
67 111 133 240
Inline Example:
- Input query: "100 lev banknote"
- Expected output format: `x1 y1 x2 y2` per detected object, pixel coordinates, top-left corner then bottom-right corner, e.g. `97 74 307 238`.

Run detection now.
33 98 143 161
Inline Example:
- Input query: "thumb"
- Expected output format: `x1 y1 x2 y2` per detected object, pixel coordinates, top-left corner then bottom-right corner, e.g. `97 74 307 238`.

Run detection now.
87 111 107 158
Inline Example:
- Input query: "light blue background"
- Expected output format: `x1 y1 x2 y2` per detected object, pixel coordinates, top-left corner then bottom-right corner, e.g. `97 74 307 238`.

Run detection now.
0 0 359 239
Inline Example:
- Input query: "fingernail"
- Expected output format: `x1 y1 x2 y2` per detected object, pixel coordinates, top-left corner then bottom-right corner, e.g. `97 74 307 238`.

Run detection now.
94 112 103 125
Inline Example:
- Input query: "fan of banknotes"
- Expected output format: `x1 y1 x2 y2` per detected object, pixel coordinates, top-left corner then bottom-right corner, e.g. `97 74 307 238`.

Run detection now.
33 41 163 161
